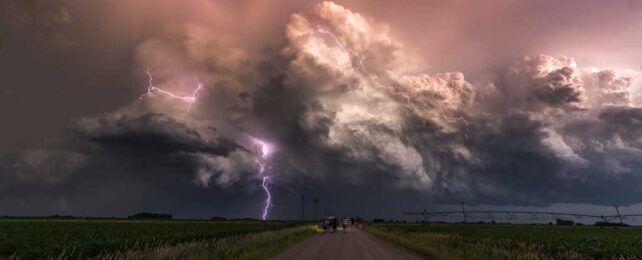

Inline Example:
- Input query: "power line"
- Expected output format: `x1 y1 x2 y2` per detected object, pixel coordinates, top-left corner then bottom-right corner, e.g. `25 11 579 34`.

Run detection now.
403 210 642 223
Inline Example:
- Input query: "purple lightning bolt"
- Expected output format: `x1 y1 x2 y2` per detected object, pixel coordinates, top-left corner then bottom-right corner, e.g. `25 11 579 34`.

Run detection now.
139 68 203 113
251 137 273 220
261 176 271 220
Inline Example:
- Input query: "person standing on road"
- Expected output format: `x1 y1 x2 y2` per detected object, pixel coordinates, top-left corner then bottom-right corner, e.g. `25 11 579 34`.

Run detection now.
332 218 338 232
321 218 329 234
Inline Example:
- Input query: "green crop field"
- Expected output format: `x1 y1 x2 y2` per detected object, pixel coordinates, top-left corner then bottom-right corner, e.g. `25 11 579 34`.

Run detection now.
365 223 642 259
0 219 314 259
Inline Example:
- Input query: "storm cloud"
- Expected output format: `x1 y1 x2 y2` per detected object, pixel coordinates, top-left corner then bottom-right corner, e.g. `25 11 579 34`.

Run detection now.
1 0 642 219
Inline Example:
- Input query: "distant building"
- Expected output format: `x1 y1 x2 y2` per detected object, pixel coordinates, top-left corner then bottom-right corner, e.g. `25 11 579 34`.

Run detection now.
127 212 172 220
556 218 574 226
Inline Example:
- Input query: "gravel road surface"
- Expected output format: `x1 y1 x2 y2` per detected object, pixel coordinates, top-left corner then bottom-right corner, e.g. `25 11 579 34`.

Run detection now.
272 228 423 260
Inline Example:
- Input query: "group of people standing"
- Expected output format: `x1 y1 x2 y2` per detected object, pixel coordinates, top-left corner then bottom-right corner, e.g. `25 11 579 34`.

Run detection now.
320 216 362 233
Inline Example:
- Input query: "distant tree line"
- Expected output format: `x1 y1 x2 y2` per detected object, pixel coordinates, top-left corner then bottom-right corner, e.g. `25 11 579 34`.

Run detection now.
127 212 172 220
372 218 407 223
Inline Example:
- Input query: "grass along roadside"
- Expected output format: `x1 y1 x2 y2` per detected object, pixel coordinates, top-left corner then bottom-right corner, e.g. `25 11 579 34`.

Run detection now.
364 225 544 260
363 224 641 259
96 225 317 260
0 220 301 258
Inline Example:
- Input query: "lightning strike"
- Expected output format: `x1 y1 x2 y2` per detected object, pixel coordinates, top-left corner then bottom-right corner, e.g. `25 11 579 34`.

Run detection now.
185 83 203 113
316 26 424 117
316 27 469 142
315 27 371 76
251 137 274 220
316 27 429 123
261 176 272 220
139 68 203 113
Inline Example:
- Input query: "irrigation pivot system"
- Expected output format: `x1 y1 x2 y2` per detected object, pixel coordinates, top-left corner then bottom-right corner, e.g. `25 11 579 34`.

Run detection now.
403 204 642 225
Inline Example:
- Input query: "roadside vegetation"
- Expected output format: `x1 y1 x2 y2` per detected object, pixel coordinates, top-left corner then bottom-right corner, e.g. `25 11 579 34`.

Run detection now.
99 225 317 259
0 219 314 259
365 223 642 259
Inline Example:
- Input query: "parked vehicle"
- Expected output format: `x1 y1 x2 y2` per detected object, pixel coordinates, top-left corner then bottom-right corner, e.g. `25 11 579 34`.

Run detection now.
320 216 338 233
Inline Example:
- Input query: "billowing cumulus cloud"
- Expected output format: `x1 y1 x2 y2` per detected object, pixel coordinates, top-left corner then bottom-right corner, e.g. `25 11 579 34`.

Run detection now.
2 0 642 218
505 56 584 111
282 2 475 187
582 69 633 107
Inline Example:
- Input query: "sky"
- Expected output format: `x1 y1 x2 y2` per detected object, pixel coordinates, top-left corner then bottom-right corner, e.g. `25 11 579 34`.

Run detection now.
1 0 642 223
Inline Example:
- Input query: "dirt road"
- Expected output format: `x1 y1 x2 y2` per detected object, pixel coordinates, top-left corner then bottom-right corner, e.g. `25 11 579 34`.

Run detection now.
272 228 423 260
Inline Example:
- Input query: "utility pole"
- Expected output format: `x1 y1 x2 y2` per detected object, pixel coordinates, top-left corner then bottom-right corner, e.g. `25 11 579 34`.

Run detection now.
301 195 305 221
614 205 624 224
461 202 467 223
314 198 319 220
422 209 430 226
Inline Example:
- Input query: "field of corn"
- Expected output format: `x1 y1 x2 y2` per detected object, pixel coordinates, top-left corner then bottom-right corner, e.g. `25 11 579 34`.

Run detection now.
0 219 312 259
365 223 642 259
